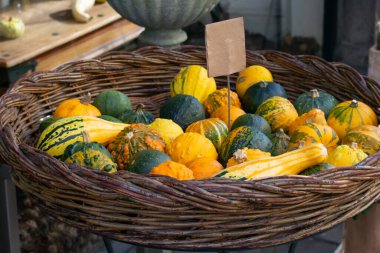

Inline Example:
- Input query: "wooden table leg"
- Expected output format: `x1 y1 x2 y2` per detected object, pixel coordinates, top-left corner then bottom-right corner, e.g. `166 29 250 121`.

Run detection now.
0 164 21 253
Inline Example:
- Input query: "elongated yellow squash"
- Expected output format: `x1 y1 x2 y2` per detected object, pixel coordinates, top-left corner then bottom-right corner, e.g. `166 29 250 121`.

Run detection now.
214 143 328 180
36 116 129 157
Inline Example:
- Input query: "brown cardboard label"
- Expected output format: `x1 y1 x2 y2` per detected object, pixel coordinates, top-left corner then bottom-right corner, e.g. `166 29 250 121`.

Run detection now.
205 17 246 77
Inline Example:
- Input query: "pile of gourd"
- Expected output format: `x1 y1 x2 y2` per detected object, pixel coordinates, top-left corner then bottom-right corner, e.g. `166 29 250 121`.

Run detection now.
36 65 380 180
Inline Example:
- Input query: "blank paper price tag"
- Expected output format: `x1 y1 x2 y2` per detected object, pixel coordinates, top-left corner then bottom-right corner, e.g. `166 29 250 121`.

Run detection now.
205 17 246 77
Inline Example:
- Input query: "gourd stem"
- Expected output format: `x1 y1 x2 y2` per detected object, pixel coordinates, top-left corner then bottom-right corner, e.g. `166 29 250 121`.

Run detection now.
82 92 92 105
259 81 268 88
136 104 145 110
350 99 359 108
350 142 358 149
310 89 319 98
82 131 91 143
298 141 305 149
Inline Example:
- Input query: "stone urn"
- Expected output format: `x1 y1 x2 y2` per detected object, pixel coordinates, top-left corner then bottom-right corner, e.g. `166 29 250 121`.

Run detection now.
107 0 220 46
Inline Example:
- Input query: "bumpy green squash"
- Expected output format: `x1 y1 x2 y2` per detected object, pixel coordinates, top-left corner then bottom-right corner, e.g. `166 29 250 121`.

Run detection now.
342 125 380 154
92 90 131 118
231 114 271 136
256 96 298 132
242 81 287 113
129 150 171 174
219 126 272 166
294 89 339 117
107 124 166 170
270 128 290 156
119 104 155 124
186 118 228 151
160 94 205 129
62 132 117 173
170 65 216 103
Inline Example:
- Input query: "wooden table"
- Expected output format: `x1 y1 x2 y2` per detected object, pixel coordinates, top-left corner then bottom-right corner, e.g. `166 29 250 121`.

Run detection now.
0 2 143 253
0 0 143 85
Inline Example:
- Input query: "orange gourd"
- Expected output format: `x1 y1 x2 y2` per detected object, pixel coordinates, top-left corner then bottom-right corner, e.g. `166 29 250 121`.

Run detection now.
150 161 194 180
288 109 327 136
204 88 241 114
54 94 101 117
211 105 245 127
186 157 223 179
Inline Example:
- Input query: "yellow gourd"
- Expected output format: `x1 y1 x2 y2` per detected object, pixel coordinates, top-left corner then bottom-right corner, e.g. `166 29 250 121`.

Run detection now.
170 65 216 103
327 100 378 139
342 125 380 154
149 118 183 145
326 142 368 167
203 88 241 114
214 143 328 180
167 133 218 165
236 65 273 98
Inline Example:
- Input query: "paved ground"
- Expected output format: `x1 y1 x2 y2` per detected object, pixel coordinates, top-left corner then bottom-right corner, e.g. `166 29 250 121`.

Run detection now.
96 224 343 253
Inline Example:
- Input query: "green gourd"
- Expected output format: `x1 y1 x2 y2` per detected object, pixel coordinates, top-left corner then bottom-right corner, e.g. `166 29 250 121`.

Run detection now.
294 89 338 117
160 94 205 130
93 90 132 118
119 104 155 124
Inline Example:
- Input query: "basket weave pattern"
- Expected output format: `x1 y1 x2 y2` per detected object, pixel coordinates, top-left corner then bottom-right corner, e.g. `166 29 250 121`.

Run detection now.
1 46 380 250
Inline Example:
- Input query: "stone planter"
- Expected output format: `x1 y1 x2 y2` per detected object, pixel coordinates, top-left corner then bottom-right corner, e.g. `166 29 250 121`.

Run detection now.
107 0 220 46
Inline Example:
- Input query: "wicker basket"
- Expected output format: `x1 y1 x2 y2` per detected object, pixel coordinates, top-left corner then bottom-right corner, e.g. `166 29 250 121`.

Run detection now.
1 46 380 250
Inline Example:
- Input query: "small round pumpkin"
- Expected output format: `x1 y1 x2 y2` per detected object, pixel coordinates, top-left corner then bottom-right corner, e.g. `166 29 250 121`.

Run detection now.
231 114 271 136
242 81 287 113
54 95 101 117
236 65 273 98
204 88 241 115
327 100 378 139
288 109 327 136
288 123 339 152
149 118 183 145
342 125 380 154
150 161 194 180
118 104 155 124
186 157 223 179
294 89 339 117
160 94 206 130
227 148 271 167
92 90 132 118
326 143 367 167
211 105 246 127
167 133 218 165
186 118 228 152
170 65 216 103
256 96 298 132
